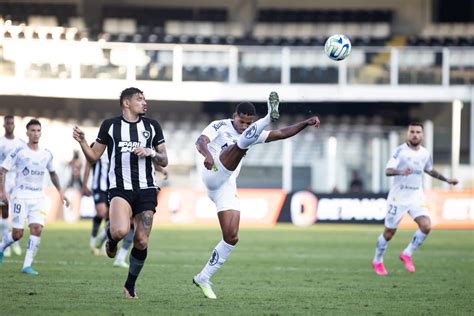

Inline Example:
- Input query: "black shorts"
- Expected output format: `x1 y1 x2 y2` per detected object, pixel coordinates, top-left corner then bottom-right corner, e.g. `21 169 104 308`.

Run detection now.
93 190 108 205
108 188 158 216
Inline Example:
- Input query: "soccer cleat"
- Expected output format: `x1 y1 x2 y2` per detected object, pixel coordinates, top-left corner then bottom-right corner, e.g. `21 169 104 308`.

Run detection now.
11 242 22 256
113 260 130 269
105 240 117 258
4 246 11 257
22 266 39 276
91 246 100 256
399 252 416 273
267 91 280 122
372 261 388 276
123 287 138 300
193 276 217 299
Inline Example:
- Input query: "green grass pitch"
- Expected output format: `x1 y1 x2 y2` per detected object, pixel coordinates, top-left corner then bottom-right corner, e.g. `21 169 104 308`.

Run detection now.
0 222 472 315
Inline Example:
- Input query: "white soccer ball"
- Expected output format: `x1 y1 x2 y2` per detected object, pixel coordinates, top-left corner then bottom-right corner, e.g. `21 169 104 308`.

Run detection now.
324 34 352 61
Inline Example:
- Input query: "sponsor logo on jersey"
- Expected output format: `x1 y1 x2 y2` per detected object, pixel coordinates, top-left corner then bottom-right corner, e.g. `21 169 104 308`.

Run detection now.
118 141 141 152
212 121 226 131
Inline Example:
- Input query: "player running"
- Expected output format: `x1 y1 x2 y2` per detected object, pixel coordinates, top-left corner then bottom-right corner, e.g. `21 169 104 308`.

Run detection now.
0 119 69 275
372 122 458 276
73 87 168 299
192 91 320 299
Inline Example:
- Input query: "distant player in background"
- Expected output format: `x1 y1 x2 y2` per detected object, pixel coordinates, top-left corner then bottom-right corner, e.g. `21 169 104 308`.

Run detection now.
0 116 25 257
372 122 458 276
0 119 69 275
73 87 167 299
193 92 320 299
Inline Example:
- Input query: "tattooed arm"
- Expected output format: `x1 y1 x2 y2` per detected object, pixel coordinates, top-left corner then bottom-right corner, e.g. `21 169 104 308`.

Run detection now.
49 171 70 206
424 169 459 185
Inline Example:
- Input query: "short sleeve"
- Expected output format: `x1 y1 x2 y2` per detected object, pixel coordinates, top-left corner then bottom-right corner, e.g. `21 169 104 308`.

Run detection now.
255 130 270 144
201 120 223 141
424 152 433 172
151 120 165 147
385 147 401 170
96 119 112 145
46 150 55 172
1 147 20 171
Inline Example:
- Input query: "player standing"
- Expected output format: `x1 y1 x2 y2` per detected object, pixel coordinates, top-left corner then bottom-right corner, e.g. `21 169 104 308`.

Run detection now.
73 87 168 299
0 119 69 274
192 92 320 299
372 122 458 276
0 116 24 257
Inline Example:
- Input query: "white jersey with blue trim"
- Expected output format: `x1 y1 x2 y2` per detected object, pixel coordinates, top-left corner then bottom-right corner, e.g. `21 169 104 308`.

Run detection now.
386 143 433 205
0 136 26 185
201 118 269 178
1 145 55 198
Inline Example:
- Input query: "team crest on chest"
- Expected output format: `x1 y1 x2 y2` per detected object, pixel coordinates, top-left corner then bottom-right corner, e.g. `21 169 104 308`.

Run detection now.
142 131 151 139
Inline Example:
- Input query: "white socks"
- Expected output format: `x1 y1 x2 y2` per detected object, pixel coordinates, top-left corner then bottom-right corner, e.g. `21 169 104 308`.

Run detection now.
236 114 271 149
0 231 15 251
198 239 235 282
403 230 427 256
1 218 8 240
23 235 40 269
373 234 389 263
115 247 128 263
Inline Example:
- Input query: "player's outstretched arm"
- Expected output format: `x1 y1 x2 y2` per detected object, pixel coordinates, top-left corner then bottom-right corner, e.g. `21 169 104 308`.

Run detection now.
425 169 459 185
195 135 215 170
0 167 7 203
72 126 106 164
49 171 70 207
265 116 320 143
82 162 92 196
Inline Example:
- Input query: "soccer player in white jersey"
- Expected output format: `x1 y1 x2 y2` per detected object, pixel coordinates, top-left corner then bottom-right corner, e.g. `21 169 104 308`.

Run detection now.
192 92 320 299
0 119 69 275
372 122 458 276
0 116 25 257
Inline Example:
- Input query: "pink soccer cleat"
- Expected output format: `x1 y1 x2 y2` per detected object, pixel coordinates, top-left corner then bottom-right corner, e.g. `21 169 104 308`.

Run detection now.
372 261 388 276
399 252 416 273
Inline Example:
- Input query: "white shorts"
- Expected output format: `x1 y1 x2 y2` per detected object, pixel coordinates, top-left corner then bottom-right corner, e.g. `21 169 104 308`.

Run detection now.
200 156 239 212
9 196 47 229
384 202 430 229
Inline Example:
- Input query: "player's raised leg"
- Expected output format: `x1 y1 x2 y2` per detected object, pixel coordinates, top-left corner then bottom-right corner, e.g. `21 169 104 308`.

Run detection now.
106 198 131 258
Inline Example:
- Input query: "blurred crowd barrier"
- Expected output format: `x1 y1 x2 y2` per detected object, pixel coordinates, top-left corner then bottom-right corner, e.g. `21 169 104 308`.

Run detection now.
43 187 473 229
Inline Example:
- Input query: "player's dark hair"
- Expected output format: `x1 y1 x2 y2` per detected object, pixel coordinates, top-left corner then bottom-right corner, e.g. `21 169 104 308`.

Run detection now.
26 119 41 129
120 87 143 106
235 102 256 116
4 115 13 121
408 121 424 129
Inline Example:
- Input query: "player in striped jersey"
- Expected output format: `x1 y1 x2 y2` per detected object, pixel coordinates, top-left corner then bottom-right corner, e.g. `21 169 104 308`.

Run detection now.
73 87 168 299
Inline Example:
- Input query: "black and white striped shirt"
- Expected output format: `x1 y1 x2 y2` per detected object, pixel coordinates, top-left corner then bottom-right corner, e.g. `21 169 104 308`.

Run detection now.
96 116 165 191
92 152 109 192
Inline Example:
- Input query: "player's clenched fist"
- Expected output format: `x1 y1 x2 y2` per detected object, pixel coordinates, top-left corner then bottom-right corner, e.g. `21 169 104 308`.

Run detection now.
306 116 320 128
72 125 85 142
